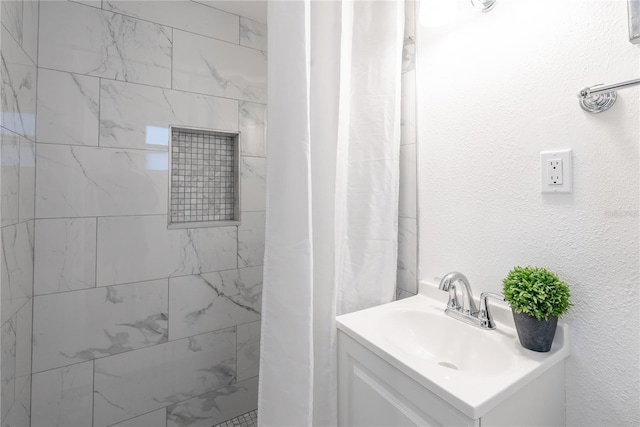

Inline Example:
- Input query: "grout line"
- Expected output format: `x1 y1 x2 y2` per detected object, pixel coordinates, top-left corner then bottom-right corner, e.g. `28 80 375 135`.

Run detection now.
34 213 168 221
0 22 37 71
31 263 263 299
34 65 267 106
170 27 173 90
92 359 96 427
0 217 34 229
166 277 170 342
0 297 32 328
32 211 265 221
192 0 266 26
103 407 169 427
33 276 169 298
66 0 100 10
69 0 267 52
31 324 241 377
97 77 102 147
94 216 99 289
30 0 42 416
234 325 239 384
35 140 170 153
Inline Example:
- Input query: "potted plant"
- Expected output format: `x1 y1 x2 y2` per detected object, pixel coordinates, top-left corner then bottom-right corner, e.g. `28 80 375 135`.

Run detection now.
502 266 571 352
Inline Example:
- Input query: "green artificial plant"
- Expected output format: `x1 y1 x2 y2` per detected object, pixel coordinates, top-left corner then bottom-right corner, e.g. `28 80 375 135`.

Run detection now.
502 266 571 321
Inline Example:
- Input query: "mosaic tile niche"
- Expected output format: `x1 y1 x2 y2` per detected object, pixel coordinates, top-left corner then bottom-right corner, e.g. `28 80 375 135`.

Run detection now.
169 127 240 228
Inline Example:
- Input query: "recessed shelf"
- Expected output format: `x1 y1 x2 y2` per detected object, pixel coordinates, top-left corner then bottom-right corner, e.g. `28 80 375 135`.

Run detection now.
168 126 240 229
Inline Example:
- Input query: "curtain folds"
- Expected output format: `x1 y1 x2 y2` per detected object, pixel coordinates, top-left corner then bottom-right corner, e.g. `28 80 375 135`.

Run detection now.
258 1 404 425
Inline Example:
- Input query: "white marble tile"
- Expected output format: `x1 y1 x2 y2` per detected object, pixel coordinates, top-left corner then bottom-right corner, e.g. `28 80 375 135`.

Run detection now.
402 2 416 74
401 70 416 146
39 1 172 87
1 316 17 392
238 212 265 268
36 144 168 218
166 377 258 427
402 37 415 73
1 318 16 422
240 157 266 212
3 374 31 427
1 131 21 227
0 305 32 426
100 80 238 151
31 361 94 427
397 217 417 295
239 102 266 157
22 0 39 63
237 321 260 382
1 0 39 64
93 328 236 427
69 0 102 8
405 1 416 41
1 305 31 426
1 130 34 225
1 25 37 141
96 215 237 286
19 139 35 221
1 2 23 50
110 409 167 427
399 143 417 218
239 17 267 51
194 1 266 25
15 300 32 379
396 288 415 300
36 69 100 146
104 0 239 43
1 221 34 324
168 267 262 341
33 279 168 373
1 374 14 424
173 30 267 103
34 218 97 295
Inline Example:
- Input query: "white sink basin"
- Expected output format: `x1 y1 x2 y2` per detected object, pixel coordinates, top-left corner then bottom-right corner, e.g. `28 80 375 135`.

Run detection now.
378 307 515 376
336 283 570 419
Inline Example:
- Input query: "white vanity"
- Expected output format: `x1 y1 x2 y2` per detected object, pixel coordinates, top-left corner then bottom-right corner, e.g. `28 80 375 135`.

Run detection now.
336 283 570 426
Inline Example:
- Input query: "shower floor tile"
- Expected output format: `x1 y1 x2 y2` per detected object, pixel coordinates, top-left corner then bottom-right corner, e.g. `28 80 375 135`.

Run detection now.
213 409 257 427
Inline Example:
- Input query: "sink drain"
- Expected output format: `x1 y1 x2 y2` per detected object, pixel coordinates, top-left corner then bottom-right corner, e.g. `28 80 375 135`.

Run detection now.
437 361 458 370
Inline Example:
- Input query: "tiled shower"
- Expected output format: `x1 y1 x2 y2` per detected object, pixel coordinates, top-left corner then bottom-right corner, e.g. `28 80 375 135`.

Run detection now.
1 0 417 425
1 1 267 425
397 1 417 300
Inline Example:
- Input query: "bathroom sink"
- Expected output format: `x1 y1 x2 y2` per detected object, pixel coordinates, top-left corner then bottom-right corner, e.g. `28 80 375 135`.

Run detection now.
378 308 515 376
336 282 570 419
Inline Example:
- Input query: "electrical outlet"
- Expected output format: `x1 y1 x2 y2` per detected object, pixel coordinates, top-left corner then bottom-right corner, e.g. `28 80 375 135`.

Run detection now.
541 150 572 193
547 159 563 185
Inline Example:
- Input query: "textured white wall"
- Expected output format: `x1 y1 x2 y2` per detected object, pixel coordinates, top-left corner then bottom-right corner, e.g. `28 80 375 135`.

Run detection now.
416 0 639 425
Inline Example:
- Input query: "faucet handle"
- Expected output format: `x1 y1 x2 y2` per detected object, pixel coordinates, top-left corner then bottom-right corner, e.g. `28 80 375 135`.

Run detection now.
479 292 504 329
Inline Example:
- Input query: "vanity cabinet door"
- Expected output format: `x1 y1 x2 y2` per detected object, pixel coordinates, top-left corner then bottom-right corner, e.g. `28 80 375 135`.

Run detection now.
338 332 479 427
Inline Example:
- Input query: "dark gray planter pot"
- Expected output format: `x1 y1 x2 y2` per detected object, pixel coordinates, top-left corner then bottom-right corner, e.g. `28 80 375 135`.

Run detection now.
512 310 558 352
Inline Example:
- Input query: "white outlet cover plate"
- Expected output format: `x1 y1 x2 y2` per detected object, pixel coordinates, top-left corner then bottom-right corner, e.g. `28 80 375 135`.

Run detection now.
540 149 572 193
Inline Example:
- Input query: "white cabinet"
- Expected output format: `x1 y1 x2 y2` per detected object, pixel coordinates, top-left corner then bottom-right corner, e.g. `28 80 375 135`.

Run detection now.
338 331 565 427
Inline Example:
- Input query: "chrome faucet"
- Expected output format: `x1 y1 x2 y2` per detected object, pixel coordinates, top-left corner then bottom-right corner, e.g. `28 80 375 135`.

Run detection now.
438 272 478 315
438 272 502 330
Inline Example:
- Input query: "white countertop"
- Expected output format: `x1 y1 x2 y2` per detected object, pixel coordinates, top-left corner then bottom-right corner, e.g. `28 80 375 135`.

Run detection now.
336 282 570 419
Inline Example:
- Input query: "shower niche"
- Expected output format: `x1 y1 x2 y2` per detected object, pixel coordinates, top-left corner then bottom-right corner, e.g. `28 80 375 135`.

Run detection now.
168 126 241 229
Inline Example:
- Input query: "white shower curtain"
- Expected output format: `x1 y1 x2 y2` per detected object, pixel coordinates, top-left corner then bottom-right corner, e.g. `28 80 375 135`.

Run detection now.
258 1 404 425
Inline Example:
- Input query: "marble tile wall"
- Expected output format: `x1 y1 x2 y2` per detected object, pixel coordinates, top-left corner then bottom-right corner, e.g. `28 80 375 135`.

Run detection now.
397 0 418 300
30 1 267 426
1 0 39 425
